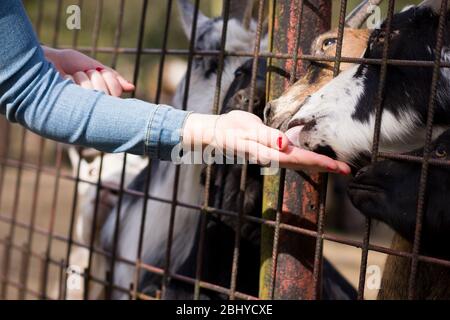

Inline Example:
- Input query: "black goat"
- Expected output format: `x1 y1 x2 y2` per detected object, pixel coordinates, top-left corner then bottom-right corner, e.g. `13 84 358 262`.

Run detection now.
348 129 450 299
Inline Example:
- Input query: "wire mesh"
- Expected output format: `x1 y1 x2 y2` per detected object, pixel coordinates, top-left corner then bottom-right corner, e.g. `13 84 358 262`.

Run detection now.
0 0 448 301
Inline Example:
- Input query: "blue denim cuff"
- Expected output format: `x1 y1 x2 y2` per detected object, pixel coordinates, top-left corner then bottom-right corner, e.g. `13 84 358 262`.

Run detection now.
145 104 190 161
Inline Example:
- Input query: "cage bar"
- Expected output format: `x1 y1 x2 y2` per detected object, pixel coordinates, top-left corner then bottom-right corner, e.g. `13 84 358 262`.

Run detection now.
260 0 331 300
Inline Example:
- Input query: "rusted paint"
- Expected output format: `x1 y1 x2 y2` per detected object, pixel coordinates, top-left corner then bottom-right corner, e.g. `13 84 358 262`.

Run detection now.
260 0 331 300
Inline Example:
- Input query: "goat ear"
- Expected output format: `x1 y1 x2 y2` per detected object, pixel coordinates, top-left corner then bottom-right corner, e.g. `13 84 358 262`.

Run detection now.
177 0 209 40
420 0 450 13
68 147 81 169
228 0 252 22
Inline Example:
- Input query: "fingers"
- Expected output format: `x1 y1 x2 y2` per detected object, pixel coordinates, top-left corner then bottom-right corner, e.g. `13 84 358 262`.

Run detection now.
251 125 289 151
234 139 350 174
71 68 135 96
227 111 288 151
73 71 93 90
85 69 109 94
103 68 135 94
99 69 123 97
279 146 351 174
115 74 135 92
64 75 74 82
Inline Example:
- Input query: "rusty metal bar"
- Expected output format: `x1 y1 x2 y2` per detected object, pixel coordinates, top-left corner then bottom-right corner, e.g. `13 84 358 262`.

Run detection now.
357 0 396 300
132 0 172 300
38 0 68 300
194 0 232 300
40 145 63 299
160 0 202 299
55 45 450 69
407 0 448 300
268 0 304 299
261 0 331 300
107 0 149 299
85 0 126 300
0 128 26 299
20 2 63 299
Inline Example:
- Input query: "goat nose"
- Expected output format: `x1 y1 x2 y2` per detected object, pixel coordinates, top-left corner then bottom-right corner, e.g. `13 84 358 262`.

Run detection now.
236 90 260 106
355 166 370 180
236 91 249 105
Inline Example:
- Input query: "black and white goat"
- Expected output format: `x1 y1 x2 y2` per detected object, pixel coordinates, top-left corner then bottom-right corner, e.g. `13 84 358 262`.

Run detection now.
348 129 450 299
99 0 267 299
284 0 450 165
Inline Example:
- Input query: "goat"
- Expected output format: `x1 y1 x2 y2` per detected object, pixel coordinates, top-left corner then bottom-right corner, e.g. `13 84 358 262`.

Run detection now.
98 0 267 299
64 148 147 299
348 129 450 299
264 0 379 131
283 0 450 166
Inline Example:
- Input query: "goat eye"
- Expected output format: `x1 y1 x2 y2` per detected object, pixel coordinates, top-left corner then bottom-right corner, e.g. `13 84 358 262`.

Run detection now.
435 145 447 158
234 69 244 77
322 38 337 50
204 58 219 77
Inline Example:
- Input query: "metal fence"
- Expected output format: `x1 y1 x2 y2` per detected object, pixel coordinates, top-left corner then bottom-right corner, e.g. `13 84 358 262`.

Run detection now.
0 0 449 300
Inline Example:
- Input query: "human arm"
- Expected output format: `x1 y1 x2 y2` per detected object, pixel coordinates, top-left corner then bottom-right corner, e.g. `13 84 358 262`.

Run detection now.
0 0 187 159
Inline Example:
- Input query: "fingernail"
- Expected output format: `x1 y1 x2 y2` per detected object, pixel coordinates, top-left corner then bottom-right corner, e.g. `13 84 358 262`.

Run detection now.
327 165 338 172
96 67 104 72
277 136 283 149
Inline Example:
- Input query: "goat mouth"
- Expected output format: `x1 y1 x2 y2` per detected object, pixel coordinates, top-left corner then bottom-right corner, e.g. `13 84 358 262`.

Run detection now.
347 182 384 194
269 115 292 131
287 118 306 130
349 153 372 176
312 145 337 160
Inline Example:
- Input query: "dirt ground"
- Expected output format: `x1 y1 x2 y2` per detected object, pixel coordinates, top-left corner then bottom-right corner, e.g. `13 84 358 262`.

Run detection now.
0 166 391 300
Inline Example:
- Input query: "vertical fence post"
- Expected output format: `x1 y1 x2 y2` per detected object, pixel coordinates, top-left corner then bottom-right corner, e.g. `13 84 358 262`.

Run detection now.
0 118 6 159
260 0 331 300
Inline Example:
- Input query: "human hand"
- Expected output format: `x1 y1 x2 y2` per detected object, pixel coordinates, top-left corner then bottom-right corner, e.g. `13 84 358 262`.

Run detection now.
182 110 351 174
43 46 135 97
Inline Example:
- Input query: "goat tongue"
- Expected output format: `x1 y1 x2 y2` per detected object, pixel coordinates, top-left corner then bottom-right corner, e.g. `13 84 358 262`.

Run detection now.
285 125 304 148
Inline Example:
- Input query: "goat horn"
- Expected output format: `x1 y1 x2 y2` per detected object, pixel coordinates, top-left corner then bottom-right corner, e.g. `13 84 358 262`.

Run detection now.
225 0 251 22
345 0 383 29
242 0 254 30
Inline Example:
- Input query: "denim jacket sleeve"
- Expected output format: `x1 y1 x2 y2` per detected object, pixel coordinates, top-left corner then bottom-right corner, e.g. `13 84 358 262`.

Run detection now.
0 0 189 160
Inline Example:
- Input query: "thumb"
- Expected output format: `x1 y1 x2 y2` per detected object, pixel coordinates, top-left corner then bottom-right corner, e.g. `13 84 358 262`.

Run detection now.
116 75 135 92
